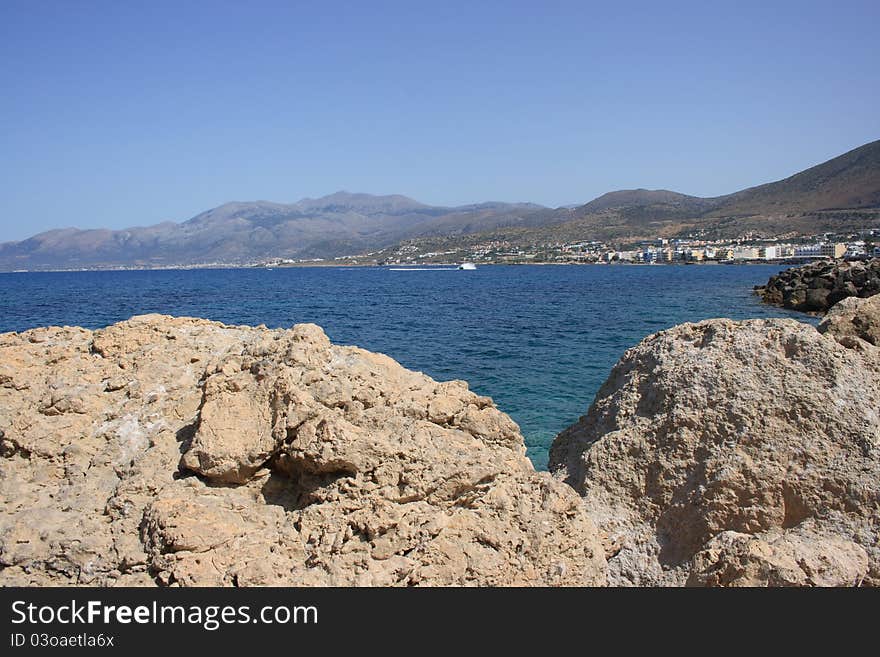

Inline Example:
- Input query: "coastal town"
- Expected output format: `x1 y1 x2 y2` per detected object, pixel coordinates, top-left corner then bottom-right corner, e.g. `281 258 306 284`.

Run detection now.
13 229 879 272
312 228 880 268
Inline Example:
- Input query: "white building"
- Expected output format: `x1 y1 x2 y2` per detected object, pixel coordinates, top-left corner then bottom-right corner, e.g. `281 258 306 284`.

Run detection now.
732 246 761 260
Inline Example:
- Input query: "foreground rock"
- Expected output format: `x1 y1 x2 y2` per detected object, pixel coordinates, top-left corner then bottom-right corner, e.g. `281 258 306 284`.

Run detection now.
755 258 880 313
550 297 880 586
0 315 606 586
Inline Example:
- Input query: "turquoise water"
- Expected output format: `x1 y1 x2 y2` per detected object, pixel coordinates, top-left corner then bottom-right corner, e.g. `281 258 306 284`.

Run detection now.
0 264 813 469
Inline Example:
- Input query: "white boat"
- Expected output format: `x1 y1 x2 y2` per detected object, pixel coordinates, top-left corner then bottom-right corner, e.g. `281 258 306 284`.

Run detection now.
458 262 477 270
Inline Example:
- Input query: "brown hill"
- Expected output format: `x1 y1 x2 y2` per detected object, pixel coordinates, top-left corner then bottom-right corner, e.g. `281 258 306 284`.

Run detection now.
562 139 880 240
710 139 880 216
376 139 880 254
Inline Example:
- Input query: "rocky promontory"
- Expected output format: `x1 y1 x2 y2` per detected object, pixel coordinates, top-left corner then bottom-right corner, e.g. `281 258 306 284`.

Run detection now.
549 294 880 587
0 315 606 586
3 299 879 587
755 258 880 313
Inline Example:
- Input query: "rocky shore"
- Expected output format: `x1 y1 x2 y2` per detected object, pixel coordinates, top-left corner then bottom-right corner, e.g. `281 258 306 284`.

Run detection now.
755 258 880 313
2 297 879 587
550 293 880 586
0 315 605 586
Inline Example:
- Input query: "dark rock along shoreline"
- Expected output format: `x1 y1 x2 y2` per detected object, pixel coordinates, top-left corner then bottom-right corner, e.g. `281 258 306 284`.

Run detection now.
755 258 880 314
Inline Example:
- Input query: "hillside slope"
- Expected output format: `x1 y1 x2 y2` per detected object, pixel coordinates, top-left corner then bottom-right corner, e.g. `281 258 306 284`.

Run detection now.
710 139 880 216
375 139 880 254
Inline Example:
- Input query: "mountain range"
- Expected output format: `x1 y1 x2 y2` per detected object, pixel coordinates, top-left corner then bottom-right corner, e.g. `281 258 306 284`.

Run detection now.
2 139 879 270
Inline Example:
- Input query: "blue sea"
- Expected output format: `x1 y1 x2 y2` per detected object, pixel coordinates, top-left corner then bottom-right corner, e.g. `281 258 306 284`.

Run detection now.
0 264 814 469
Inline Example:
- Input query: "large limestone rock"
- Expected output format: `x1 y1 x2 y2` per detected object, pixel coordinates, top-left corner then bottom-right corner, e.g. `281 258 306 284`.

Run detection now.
550 298 880 587
0 315 606 586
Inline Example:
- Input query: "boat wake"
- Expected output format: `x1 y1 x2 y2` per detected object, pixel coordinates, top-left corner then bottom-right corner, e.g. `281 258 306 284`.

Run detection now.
388 263 477 271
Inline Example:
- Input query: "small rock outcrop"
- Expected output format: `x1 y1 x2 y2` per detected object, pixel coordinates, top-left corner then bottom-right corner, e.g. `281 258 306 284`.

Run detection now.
755 258 880 313
550 297 880 587
0 315 606 586
818 294 880 346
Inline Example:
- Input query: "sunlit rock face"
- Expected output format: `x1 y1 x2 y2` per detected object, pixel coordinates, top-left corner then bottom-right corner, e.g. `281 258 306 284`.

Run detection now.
0 314 606 587
551 300 880 587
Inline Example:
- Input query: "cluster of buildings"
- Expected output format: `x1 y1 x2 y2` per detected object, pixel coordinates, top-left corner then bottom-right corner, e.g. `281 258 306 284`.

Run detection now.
590 241 848 264
274 230 880 267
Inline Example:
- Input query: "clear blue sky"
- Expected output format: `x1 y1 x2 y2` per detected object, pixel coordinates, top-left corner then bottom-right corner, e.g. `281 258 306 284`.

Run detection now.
1 0 878 241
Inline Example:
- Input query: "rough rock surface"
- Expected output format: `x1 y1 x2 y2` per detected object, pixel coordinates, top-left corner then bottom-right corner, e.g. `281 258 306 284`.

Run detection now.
550 298 880 587
0 315 606 586
687 524 870 587
755 258 880 313
818 294 880 346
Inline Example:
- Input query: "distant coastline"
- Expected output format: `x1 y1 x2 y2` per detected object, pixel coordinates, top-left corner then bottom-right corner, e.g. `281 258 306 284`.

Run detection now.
0 256 859 275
